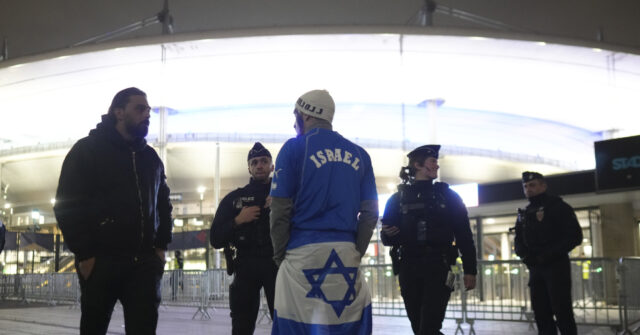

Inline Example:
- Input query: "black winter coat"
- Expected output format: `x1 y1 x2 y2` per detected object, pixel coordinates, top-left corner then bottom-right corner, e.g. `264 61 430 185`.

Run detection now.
54 116 172 261
514 192 582 266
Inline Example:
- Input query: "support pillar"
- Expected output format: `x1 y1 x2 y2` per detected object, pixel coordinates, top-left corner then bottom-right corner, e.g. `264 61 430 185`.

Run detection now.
600 203 639 257
158 106 168 175
214 142 220 211
54 234 61 272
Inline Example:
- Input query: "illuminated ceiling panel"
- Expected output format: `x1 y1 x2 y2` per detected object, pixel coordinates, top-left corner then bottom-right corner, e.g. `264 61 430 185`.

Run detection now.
1 33 638 161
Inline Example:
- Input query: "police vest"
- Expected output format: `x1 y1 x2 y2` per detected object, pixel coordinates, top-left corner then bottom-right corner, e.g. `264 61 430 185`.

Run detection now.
399 182 454 249
230 186 272 253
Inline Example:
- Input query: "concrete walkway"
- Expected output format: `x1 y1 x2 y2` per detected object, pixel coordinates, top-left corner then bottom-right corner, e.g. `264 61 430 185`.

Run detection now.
0 301 618 334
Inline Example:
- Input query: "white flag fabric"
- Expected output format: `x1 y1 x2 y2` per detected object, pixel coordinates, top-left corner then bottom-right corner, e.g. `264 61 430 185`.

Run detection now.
271 242 372 334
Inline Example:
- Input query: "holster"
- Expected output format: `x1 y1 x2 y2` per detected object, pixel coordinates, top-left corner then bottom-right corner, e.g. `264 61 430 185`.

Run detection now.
224 246 236 275
390 246 401 275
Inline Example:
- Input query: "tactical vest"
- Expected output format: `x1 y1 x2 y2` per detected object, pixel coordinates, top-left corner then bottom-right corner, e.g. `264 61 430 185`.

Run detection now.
398 182 454 250
231 191 272 253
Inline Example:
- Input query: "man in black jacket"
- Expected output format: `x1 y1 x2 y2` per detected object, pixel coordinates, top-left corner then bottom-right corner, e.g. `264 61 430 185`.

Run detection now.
381 145 477 335
54 87 172 335
514 171 582 335
210 142 278 335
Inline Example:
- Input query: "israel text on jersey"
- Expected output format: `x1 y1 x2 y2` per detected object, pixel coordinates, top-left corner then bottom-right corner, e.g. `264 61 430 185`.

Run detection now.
308 148 360 170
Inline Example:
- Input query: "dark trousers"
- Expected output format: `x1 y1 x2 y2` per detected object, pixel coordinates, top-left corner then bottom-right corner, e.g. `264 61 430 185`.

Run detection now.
229 256 278 335
399 257 452 335
528 256 577 335
75 252 165 335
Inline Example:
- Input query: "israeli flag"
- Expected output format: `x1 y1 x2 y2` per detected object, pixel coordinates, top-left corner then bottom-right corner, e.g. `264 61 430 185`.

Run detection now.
272 242 372 335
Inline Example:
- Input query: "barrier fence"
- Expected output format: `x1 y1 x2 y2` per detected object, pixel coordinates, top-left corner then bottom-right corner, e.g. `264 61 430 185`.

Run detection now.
1 258 638 333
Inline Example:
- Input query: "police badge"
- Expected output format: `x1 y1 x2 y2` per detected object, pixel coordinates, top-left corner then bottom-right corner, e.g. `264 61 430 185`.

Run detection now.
536 207 545 222
233 198 244 210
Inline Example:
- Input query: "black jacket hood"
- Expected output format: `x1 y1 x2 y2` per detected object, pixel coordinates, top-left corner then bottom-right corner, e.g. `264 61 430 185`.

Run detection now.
89 114 147 152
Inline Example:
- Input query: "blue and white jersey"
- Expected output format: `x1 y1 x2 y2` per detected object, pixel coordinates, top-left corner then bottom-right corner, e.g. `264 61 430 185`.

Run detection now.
270 128 378 249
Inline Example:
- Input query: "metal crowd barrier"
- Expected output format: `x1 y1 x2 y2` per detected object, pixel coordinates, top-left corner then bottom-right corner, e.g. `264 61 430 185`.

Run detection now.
0 272 79 306
159 269 213 319
570 258 621 328
466 260 531 325
462 259 629 334
1 257 638 333
359 264 405 316
361 259 635 334
618 257 640 335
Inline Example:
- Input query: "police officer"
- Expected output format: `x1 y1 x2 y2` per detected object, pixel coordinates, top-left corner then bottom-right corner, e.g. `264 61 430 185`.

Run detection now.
381 145 477 335
210 142 278 335
514 172 582 335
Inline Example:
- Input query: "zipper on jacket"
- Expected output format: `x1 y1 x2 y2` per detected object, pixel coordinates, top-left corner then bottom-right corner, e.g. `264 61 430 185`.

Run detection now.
132 151 145 245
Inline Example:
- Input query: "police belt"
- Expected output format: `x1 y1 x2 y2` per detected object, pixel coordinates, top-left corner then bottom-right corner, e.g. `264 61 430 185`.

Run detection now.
399 244 449 258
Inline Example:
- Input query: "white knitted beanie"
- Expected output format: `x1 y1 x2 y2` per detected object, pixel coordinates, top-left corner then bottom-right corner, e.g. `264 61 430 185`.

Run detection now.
295 90 335 123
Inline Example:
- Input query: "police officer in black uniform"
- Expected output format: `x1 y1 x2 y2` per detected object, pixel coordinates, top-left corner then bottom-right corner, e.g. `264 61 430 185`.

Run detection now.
514 171 582 335
381 145 477 335
210 142 278 335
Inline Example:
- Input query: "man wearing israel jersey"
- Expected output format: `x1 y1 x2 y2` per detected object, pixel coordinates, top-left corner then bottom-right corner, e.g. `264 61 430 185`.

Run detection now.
270 90 379 334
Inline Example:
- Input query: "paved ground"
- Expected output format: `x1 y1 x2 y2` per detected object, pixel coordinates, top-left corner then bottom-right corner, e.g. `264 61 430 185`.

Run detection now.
0 301 622 334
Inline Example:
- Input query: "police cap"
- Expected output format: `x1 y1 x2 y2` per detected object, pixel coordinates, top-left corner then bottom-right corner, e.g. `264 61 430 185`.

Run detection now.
247 142 271 161
522 171 544 182
407 144 440 160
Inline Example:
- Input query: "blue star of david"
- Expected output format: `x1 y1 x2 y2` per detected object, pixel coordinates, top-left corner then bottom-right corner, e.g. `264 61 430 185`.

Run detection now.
303 249 358 317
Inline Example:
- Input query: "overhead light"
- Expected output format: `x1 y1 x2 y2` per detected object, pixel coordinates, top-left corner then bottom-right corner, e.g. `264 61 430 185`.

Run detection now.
31 210 40 220
592 48 603 52
3 203 10 209
536 41 547 46
174 219 184 227
50 198 56 205
485 218 496 224
192 219 204 226
469 36 487 41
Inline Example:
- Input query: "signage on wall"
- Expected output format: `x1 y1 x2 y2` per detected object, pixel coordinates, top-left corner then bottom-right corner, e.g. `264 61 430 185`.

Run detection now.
594 135 640 192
